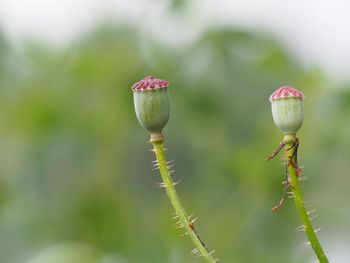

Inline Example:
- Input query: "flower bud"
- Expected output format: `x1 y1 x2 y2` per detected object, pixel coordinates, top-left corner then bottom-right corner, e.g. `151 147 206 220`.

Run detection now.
269 85 304 135
132 76 170 134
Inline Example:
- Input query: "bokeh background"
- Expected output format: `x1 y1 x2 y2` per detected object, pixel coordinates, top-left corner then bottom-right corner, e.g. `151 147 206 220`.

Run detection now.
0 1 350 262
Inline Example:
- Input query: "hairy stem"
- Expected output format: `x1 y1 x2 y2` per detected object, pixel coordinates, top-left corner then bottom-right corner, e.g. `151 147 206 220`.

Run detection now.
285 138 329 263
151 134 216 263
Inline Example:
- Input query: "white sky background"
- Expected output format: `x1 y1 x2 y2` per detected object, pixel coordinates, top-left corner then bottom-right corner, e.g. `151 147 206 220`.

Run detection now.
0 0 349 82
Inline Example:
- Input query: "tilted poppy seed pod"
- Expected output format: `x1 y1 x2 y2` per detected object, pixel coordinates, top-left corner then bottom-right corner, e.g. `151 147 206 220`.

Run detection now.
269 85 305 135
132 76 170 134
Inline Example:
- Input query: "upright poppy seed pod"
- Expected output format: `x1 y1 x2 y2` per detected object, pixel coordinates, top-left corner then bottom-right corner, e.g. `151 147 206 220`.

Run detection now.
266 86 330 262
133 76 217 261
269 85 305 136
132 76 170 139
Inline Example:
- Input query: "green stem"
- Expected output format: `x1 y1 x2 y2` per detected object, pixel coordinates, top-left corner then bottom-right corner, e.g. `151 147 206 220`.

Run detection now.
285 138 329 263
150 133 216 263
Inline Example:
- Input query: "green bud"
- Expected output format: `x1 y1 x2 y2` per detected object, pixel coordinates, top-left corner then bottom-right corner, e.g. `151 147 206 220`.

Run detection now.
132 76 170 134
269 85 305 135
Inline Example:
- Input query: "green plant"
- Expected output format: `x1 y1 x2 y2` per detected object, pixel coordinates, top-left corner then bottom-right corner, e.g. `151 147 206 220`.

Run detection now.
266 86 329 263
132 76 217 262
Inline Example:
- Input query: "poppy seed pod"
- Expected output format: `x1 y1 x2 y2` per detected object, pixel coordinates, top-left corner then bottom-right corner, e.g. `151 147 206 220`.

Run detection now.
269 85 304 136
132 76 170 134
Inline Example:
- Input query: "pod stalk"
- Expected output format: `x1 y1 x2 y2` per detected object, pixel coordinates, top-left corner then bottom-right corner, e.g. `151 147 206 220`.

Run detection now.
151 138 217 263
285 139 329 263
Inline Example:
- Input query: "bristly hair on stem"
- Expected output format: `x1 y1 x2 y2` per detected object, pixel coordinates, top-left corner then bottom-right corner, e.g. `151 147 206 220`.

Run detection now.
151 134 217 263
266 135 329 263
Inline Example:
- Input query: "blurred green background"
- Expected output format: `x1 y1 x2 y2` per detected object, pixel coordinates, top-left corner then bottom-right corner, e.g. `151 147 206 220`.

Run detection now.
0 14 350 263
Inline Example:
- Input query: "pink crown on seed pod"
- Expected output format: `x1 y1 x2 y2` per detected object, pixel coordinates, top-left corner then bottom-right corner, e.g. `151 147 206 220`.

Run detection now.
132 76 169 91
269 85 305 102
